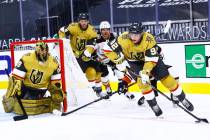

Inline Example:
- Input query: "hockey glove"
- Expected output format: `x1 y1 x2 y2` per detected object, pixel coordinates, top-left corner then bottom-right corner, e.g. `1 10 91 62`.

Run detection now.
81 50 92 62
118 80 128 95
5 77 22 98
48 83 64 103
139 70 150 84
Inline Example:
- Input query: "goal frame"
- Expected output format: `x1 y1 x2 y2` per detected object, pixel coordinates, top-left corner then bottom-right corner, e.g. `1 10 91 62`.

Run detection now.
10 39 67 112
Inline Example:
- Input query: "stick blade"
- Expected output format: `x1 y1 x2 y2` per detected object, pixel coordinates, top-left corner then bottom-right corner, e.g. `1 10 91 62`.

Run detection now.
195 118 209 124
13 115 28 121
201 118 209 124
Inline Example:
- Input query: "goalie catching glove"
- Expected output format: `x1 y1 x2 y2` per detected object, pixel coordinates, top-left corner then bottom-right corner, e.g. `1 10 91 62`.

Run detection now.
47 83 64 103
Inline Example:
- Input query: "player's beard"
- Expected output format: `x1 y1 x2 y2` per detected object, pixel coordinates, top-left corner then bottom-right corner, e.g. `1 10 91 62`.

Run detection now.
79 23 88 30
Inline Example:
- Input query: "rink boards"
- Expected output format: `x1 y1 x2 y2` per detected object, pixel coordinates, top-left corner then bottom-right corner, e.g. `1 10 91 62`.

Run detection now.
0 40 210 94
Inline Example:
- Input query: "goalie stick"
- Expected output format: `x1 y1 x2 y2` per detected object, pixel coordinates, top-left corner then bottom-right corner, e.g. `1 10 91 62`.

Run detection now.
61 82 136 116
4 69 28 121
127 68 209 124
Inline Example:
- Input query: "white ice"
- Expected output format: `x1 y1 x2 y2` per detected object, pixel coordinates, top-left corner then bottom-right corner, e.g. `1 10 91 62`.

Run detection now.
0 90 210 140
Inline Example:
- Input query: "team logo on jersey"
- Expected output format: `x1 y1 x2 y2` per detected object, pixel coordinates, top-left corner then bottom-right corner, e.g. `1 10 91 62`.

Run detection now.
30 69 43 84
76 38 86 51
130 52 144 60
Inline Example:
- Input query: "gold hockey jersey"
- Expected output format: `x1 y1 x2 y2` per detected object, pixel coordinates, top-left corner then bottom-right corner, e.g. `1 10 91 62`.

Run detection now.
12 51 61 89
66 23 97 57
117 32 159 72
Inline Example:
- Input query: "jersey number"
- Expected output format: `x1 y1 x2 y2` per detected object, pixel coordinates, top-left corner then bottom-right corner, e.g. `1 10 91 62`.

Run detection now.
150 48 157 55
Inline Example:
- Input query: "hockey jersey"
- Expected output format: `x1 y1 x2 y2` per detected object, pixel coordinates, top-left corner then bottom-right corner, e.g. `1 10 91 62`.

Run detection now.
12 51 61 89
65 22 97 58
117 32 159 73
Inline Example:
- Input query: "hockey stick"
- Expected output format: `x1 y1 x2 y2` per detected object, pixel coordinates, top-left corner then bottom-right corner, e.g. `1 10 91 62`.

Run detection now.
156 20 171 37
127 68 209 124
61 82 136 116
4 69 28 121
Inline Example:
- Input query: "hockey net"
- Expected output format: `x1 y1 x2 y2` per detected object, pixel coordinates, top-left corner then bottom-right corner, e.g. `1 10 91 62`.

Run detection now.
10 38 97 112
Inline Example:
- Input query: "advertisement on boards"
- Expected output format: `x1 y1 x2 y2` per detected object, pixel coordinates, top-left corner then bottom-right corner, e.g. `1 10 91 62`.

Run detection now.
185 44 210 78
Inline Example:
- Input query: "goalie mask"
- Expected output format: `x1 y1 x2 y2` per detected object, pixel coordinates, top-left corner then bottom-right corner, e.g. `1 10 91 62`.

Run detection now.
35 42 49 62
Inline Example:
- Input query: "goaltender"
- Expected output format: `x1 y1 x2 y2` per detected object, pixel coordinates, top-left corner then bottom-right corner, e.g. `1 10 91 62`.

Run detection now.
2 42 64 115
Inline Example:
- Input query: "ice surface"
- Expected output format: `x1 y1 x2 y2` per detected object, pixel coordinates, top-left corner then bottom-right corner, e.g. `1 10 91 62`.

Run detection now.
0 90 210 140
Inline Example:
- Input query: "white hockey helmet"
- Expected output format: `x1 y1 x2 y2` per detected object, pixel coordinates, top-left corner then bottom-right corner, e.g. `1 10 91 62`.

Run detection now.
99 21 111 30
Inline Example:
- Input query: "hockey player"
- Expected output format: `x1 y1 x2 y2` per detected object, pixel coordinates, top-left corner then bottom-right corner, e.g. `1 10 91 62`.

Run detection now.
137 42 180 106
58 13 107 98
82 21 135 99
2 42 64 115
116 22 194 116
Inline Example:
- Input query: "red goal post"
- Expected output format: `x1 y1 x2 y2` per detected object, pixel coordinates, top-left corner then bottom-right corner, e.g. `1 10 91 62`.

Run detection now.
10 39 67 112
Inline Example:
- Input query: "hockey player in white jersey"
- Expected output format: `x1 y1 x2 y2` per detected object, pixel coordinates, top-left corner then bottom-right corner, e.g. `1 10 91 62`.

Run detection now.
82 21 135 99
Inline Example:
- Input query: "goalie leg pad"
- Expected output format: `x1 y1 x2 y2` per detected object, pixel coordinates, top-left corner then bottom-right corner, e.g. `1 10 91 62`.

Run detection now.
51 101 62 112
2 95 15 113
13 97 52 115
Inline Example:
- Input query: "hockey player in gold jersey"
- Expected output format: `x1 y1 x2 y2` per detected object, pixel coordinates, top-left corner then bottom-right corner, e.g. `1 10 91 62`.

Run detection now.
2 42 64 115
58 13 107 98
82 21 135 99
116 22 194 116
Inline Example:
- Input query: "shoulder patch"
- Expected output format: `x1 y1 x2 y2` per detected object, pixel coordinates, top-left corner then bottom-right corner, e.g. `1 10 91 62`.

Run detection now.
23 52 31 57
146 36 153 42
70 23 77 26
121 34 129 40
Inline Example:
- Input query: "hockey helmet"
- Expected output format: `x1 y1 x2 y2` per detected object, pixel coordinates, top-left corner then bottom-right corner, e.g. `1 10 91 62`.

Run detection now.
128 22 144 34
78 12 89 21
35 42 49 62
99 21 111 30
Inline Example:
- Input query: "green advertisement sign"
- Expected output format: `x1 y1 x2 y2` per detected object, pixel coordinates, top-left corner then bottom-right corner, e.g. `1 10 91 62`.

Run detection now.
185 44 209 78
